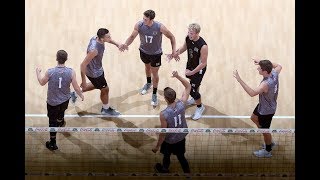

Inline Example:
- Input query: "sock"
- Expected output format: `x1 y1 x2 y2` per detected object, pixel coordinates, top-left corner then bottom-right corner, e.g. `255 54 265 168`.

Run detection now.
153 88 157 94
102 104 110 109
197 104 202 108
266 144 272 152
147 77 151 84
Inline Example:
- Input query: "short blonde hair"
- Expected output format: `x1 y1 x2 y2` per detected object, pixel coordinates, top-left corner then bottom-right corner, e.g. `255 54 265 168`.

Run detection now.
188 23 201 33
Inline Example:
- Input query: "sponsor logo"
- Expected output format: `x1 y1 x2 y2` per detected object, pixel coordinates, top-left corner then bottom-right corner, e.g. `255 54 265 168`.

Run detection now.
58 127 72 132
205 129 211 132
28 128 33 131
272 130 277 133
123 128 137 132
183 129 189 133
161 129 167 133
167 128 181 133
80 128 93 132
145 128 159 133
212 129 226 133
234 129 248 133
191 129 205 133
35 127 48 132
278 129 293 134
250 129 256 133
101 128 116 132
117 129 122 132
257 129 270 133
227 129 233 133
94 128 100 131
139 129 144 132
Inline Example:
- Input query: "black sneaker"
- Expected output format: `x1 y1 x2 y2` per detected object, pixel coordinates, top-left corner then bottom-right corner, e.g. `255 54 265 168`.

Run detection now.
154 163 169 173
46 141 58 150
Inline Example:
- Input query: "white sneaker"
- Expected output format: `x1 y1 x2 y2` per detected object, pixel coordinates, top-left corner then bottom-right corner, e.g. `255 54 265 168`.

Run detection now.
151 94 158 106
186 98 196 106
253 149 272 158
192 105 205 120
140 83 152 95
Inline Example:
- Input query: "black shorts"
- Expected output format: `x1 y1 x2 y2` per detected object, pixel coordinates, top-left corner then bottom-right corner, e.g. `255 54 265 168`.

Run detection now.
253 104 274 128
186 67 206 89
87 73 108 89
139 49 162 67
160 138 186 155
47 100 69 120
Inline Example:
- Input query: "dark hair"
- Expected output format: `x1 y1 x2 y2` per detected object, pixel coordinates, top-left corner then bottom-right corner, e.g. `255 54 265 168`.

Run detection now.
143 9 155 20
97 28 109 39
56 50 68 64
164 87 176 104
259 60 273 73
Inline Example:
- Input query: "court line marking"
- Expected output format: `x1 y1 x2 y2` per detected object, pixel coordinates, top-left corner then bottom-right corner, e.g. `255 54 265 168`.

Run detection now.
25 114 295 119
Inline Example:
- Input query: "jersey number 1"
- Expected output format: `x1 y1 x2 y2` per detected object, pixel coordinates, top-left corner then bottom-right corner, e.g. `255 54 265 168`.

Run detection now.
58 77 62 88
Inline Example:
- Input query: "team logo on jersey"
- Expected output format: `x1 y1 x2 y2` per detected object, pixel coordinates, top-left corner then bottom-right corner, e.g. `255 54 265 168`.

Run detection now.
194 47 199 53
152 31 158 35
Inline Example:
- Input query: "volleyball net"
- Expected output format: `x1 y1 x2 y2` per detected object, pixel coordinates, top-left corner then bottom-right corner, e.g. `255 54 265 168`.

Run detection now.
25 127 295 177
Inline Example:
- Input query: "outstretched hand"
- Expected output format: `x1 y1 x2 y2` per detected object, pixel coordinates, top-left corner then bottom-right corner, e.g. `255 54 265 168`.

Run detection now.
251 57 260 65
172 70 179 78
233 70 241 82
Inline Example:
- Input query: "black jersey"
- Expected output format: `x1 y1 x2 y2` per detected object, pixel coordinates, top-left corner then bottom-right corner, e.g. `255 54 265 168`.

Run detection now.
186 36 207 70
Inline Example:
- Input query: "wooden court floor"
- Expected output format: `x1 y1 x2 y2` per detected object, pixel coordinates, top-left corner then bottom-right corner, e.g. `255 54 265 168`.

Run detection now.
25 0 295 178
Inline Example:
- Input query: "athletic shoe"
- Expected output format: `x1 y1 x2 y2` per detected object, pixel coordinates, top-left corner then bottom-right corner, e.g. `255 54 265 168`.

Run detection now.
140 83 152 95
192 105 205 120
46 141 58 151
101 107 121 116
253 149 272 158
151 94 158 106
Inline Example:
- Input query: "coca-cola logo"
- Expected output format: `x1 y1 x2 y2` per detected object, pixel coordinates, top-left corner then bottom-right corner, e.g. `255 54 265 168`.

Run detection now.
212 129 226 133
167 129 181 133
80 128 93 132
35 127 48 132
257 129 270 133
234 129 248 133
145 128 159 133
101 128 116 132
191 129 205 133
122 128 137 132
278 129 293 133
58 127 72 132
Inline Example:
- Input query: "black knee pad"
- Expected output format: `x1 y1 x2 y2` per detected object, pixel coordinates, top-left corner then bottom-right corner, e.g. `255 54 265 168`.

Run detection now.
191 91 201 100
49 118 58 127
57 118 65 127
